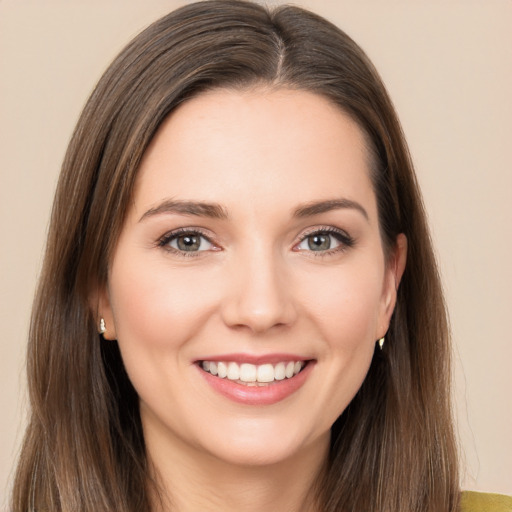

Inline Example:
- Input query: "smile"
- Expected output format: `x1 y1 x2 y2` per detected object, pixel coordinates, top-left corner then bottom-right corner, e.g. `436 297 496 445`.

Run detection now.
200 360 305 385
197 357 314 405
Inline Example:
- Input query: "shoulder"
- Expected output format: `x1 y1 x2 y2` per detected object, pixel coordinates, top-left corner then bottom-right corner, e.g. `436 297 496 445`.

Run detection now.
460 491 512 512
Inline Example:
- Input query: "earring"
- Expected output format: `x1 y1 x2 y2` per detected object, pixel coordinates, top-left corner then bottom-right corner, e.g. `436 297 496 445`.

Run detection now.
378 337 385 350
99 318 106 335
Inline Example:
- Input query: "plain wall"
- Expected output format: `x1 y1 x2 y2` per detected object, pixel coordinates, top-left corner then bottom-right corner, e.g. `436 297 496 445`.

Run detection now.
1 0 511 507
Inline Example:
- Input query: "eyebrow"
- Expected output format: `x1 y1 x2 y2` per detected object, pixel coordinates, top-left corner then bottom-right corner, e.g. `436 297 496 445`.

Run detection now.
293 198 369 221
139 197 368 222
139 199 229 222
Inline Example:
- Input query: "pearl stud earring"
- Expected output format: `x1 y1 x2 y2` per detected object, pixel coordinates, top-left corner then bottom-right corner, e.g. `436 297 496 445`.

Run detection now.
99 318 106 335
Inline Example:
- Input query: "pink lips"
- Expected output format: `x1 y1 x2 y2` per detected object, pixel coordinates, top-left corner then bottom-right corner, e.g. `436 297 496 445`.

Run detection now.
196 354 314 406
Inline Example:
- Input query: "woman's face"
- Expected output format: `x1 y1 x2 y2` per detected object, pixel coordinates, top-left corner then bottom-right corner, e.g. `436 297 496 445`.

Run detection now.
100 88 404 468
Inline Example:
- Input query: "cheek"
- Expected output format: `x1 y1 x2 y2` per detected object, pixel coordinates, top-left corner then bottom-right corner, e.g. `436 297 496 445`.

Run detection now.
284 259 385 432
319 267 383 399
302 259 384 348
106 255 225 423
107 255 221 377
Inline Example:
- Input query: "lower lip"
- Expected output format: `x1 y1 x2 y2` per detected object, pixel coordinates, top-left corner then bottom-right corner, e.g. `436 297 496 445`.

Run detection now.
197 362 314 406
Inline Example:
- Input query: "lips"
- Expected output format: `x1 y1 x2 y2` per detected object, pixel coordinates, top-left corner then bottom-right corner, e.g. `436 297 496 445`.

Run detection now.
196 355 314 405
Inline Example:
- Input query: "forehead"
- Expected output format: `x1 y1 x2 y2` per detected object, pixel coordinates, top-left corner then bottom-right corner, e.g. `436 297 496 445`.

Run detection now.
132 87 376 219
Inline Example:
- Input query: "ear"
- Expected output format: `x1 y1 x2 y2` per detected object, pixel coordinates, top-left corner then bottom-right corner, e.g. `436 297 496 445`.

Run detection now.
89 283 117 340
376 233 407 339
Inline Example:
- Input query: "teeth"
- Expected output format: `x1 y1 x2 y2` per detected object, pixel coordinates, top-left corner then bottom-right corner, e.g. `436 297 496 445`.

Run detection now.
274 362 286 381
201 360 305 383
239 363 257 382
217 362 227 379
257 364 274 383
227 362 240 380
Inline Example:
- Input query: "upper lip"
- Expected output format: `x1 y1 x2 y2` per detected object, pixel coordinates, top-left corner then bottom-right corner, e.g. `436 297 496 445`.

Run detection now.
195 353 313 365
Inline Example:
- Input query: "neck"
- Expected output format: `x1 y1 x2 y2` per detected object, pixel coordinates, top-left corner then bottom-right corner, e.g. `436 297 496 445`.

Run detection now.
146 429 329 512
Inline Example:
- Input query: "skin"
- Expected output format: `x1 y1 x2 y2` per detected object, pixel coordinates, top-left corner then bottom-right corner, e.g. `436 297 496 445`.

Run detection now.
98 88 406 511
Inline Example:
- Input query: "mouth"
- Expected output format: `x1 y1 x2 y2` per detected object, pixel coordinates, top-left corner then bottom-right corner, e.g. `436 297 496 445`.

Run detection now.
198 360 307 386
195 357 314 405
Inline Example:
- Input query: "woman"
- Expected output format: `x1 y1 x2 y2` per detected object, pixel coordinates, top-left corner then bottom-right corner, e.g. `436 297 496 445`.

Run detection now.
9 1 509 511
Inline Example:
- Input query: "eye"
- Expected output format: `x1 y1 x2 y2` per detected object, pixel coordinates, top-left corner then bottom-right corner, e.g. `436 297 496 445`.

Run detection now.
297 232 339 251
295 228 354 254
159 230 215 253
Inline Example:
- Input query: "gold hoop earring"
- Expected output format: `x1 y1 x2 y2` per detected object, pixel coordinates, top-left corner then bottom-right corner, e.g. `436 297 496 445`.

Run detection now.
99 318 106 335
378 337 385 350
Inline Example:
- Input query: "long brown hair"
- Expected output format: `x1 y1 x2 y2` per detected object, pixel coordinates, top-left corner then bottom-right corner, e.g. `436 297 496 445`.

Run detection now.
11 1 459 510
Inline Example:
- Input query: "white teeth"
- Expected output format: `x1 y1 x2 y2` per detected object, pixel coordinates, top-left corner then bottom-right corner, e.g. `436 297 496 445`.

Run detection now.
239 363 257 382
217 362 227 378
285 361 295 378
227 362 240 380
274 362 286 381
257 364 275 383
201 360 305 383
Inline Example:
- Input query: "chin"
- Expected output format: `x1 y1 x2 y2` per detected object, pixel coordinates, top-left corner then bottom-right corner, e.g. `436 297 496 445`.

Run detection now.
196 417 327 468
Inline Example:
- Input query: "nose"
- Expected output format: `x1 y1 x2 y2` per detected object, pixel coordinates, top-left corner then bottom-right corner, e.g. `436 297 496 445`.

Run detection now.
220 246 298 334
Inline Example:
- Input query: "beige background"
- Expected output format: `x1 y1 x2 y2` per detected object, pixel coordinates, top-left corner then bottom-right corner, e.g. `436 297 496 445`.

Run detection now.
1 0 511 507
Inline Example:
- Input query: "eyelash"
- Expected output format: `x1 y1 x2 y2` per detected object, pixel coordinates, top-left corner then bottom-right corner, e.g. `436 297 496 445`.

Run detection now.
157 226 355 258
295 226 355 257
157 228 216 258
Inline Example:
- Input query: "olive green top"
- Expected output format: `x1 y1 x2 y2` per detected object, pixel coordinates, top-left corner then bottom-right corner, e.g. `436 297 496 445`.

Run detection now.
461 491 512 511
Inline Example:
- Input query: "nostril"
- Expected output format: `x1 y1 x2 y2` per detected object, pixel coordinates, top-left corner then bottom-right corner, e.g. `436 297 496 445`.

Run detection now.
221 297 298 334
218 259 298 332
